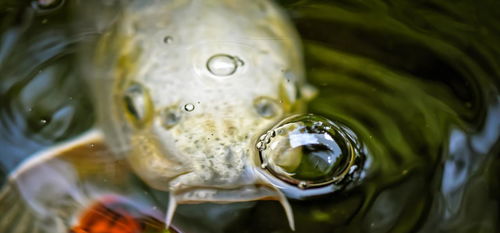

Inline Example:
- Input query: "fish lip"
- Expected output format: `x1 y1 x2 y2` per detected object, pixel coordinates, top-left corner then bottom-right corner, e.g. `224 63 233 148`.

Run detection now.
165 183 296 230
171 184 282 204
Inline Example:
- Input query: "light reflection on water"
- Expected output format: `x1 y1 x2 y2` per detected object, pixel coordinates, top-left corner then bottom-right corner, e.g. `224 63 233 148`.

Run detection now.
0 0 499 233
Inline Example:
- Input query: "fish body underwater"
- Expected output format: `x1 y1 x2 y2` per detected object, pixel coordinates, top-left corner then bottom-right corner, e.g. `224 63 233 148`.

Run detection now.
0 0 315 232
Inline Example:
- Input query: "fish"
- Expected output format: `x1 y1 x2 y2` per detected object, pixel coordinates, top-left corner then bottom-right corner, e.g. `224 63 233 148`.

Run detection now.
0 0 317 232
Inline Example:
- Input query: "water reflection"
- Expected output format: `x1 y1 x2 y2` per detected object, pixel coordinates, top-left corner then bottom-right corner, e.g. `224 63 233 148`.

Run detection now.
0 0 98 180
424 100 500 232
0 0 499 233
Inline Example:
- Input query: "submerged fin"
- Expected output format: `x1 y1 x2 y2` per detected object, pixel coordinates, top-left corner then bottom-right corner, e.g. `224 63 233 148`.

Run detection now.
10 129 106 180
0 173 71 233
0 129 133 233
0 185 36 233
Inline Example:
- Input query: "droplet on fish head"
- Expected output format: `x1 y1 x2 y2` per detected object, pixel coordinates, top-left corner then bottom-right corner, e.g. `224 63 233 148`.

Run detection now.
184 103 195 112
161 106 182 129
206 54 242 76
257 114 363 189
163 36 173 44
123 82 154 128
254 97 281 119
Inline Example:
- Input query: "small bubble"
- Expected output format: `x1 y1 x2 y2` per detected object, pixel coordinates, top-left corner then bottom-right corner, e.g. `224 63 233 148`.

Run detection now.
206 54 241 76
264 135 272 144
256 141 266 150
184 103 195 112
163 36 173 44
315 121 323 126
40 119 47 125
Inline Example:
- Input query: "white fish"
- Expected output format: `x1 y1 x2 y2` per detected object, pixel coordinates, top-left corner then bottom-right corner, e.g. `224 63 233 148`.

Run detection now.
0 0 316 232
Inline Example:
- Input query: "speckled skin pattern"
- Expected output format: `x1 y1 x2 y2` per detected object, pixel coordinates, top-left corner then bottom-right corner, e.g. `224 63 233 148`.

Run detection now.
92 0 306 204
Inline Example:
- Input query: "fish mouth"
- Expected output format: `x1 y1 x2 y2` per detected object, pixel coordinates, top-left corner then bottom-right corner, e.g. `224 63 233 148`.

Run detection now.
165 184 295 230
173 184 282 203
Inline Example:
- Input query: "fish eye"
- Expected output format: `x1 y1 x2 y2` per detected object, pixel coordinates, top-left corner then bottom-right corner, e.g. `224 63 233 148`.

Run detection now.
257 114 363 190
122 82 154 128
253 96 282 119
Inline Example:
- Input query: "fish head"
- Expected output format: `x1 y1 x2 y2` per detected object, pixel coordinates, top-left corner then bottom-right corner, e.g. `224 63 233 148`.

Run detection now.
90 0 313 228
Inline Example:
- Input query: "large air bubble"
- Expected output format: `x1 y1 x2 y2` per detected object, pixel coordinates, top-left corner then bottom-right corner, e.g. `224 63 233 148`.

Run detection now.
257 114 362 189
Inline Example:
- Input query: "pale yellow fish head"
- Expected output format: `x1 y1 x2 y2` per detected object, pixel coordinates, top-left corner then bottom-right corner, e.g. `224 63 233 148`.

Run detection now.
91 0 312 229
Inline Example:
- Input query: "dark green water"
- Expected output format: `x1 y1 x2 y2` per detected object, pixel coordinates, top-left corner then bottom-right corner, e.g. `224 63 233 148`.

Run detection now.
1 0 499 233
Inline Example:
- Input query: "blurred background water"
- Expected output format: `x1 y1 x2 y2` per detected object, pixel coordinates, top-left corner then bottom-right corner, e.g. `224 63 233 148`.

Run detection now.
0 0 499 232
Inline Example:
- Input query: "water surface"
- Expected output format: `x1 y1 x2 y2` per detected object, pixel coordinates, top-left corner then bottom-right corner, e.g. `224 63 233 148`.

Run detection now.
0 0 499 232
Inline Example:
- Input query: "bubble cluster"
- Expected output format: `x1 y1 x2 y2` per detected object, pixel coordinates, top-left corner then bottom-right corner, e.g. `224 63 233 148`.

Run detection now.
257 114 362 189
